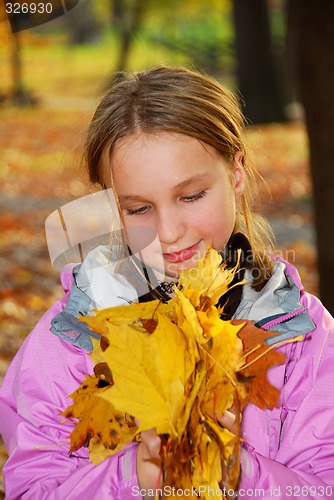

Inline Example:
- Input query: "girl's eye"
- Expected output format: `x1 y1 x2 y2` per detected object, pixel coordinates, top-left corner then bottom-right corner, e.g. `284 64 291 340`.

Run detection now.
182 190 207 202
124 205 150 216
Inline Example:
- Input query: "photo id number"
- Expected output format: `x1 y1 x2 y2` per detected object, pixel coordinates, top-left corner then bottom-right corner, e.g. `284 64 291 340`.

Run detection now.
285 485 333 497
6 2 53 15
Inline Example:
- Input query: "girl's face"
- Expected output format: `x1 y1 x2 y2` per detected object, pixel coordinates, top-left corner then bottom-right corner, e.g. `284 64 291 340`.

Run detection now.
104 133 245 279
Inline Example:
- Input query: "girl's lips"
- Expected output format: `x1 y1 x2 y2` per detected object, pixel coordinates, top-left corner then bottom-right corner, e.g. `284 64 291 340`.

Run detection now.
163 242 201 263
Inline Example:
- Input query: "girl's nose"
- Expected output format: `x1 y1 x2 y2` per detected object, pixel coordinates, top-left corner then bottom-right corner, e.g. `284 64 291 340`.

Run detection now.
156 208 185 246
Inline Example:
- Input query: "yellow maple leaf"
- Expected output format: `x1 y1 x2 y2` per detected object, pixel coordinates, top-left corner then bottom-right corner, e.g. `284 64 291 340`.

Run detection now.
178 246 245 307
98 311 189 437
80 300 171 335
62 373 137 457
173 287 204 345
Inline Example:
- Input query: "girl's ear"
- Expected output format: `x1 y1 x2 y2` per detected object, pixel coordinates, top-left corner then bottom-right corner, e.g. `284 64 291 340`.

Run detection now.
234 151 246 199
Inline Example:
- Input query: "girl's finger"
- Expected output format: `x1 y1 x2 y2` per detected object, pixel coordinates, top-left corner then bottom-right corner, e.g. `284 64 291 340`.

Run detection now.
141 429 161 458
216 410 237 433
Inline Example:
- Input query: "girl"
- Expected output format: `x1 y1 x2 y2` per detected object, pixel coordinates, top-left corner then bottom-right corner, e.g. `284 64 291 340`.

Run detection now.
0 66 333 499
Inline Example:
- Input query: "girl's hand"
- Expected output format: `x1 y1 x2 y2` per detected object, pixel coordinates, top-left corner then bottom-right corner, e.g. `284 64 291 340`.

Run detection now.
135 402 240 498
214 409 238 434
210 400 241 434
136 428 162 499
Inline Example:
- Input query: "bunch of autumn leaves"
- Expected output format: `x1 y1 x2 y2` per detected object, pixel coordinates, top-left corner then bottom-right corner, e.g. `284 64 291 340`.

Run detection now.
63 248 286 499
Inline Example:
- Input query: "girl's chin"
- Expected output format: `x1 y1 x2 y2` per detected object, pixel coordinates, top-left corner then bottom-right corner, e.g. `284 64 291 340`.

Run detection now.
163 256 201 277
140 260 197 283
137 249 206 282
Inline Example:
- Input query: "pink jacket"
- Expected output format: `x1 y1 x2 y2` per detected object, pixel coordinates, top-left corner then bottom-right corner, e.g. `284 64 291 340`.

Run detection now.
0 259 334 499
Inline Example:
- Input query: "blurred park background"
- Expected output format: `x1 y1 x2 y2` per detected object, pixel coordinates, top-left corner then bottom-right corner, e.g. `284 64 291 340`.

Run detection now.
1 0 334 494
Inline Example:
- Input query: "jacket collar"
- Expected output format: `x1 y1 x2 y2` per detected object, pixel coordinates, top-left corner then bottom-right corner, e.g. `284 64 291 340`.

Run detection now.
234 260 315 345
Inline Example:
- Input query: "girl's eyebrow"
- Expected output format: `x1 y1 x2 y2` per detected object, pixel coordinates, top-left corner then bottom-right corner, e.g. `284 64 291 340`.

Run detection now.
118 173 209 203
175 172 209 189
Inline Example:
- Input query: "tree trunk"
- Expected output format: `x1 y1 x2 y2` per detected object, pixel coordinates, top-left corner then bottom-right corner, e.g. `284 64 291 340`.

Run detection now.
65 0 101 44
11 33 30 105
7 29 38 106
111 0 124 25
232 0 286 124
114 0 148 72
287 0 334 312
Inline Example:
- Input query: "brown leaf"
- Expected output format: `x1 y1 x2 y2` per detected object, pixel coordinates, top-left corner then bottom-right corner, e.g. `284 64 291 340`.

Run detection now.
234 320 286 410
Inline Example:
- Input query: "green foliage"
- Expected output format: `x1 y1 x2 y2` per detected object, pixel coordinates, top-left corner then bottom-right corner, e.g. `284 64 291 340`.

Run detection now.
145 15 233 74
144 0 234 74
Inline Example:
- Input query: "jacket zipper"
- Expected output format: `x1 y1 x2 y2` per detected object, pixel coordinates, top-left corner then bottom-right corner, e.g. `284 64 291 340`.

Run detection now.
260 306 308 331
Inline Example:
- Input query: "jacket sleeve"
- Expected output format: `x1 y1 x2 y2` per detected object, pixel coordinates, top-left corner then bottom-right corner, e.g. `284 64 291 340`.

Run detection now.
237 292 334 498
0 300 140 499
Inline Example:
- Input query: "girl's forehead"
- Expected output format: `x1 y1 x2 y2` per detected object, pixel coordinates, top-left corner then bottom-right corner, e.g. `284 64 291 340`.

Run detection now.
115 131 191 148
112 131 220 163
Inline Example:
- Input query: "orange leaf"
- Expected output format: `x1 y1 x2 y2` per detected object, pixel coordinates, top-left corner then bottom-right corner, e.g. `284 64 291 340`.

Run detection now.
234 320 286 410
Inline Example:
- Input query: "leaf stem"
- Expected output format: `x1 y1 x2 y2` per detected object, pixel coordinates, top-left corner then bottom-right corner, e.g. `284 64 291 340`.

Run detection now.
238 335 303 372
176 360 206 435
199 345 236 387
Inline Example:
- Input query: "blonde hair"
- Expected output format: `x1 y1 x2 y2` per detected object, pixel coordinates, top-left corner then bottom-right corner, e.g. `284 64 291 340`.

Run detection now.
85 66 274 288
